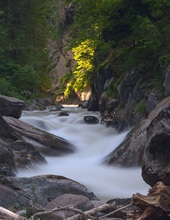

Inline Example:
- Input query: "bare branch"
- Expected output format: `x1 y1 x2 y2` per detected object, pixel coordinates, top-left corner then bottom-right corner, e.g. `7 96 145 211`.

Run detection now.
0 206 25 220
99 202 133 219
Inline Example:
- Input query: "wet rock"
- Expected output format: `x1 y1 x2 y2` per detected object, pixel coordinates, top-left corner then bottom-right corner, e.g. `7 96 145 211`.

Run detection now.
12 140 47 169
0 142 16 176
0 95 25 119
58 111 69 116
104 97 170 168
104 120 149 166
0 114 75 176
146 88 160 113
0 175 99 211
0 183 29 209
142 106 170 187
84 115 99 124
4 116 75 156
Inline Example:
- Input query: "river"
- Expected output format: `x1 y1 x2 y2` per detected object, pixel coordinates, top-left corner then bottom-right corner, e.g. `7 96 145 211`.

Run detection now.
17 105 149 202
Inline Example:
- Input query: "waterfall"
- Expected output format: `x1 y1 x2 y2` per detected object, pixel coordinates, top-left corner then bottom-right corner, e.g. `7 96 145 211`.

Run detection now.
17 105 149 202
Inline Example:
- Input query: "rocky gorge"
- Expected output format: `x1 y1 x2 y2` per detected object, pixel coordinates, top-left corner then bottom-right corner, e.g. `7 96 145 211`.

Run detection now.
0 89 170 219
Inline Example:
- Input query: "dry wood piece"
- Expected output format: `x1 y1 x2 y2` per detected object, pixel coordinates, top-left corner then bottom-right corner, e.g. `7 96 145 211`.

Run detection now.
0 207 25 220
132 181 170 220
29 203 116 220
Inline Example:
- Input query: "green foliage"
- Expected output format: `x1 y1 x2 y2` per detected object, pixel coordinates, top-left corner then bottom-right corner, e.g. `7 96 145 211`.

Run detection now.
159 54 170 69
64 0 170 97
0 77 16 96
136 102 147 115
11 65 41 92
0 0 54 99
66 59 71 68
64 39 94 98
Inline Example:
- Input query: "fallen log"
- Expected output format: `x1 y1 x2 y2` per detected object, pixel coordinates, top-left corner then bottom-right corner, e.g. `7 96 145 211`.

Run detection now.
0 207 25 220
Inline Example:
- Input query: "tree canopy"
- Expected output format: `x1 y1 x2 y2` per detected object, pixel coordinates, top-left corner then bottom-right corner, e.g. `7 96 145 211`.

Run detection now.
62 0 170 97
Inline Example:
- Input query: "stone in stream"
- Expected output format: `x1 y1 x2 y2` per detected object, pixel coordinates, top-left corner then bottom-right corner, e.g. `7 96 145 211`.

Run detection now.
84 115 99 124
0 94 25 119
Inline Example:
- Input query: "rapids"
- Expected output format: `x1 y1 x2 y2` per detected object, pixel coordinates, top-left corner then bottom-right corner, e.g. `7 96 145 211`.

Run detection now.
17 105 149 202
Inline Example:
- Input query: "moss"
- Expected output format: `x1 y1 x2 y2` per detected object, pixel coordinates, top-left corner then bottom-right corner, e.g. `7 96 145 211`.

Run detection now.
136 102 147 115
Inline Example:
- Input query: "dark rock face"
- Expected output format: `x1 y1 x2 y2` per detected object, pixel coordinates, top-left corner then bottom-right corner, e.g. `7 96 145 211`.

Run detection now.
0 142 16 176
119 69 141 107
89 65 166 131
104 97 170 169
87 94 99 111
104 120 149 167
84 116 99 124
87 67 113 112
0 95 25 119
0 175 99 210
164 65 170 97
142 106 170 187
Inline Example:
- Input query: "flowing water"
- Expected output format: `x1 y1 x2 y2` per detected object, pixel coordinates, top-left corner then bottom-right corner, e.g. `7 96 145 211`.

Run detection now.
17 105 149 202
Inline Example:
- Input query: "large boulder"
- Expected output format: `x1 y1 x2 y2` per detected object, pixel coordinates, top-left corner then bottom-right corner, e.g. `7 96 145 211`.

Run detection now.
142 105 170 187
0 175 99 211
3 116 75 156
104 97 170 168
104 119 149 167
0 95 25 119
0 115 75 176
45 193 95 219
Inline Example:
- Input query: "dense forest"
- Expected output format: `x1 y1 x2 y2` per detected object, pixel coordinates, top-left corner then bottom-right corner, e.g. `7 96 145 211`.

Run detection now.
0 0 54 99
0 0 170 103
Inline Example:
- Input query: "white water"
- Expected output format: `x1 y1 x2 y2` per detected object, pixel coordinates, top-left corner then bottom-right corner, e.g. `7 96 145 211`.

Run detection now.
17 106 149 202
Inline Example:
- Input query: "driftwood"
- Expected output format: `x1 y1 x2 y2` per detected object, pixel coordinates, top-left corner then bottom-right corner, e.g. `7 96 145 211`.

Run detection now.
66 203 116 220
132 181 170 220
30 203 116 220
0 207 25 220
